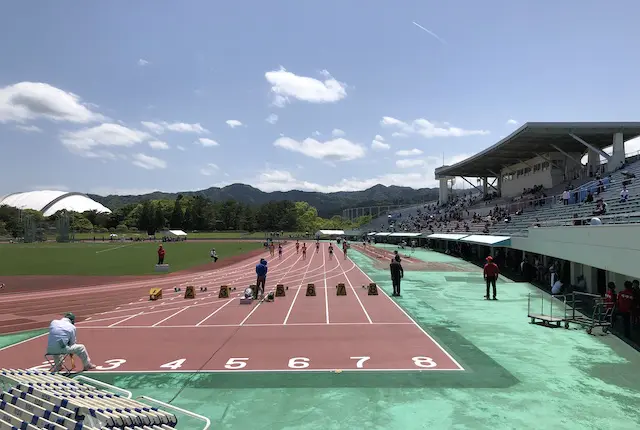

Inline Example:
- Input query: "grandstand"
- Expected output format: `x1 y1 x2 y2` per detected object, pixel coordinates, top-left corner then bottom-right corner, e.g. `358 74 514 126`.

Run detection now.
359 122 640 343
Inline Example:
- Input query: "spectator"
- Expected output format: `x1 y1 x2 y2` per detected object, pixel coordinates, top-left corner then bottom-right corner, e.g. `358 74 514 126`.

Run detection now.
620 186 629 202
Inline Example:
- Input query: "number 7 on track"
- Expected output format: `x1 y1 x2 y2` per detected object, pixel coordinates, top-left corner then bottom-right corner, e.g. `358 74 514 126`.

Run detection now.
350 356 370 368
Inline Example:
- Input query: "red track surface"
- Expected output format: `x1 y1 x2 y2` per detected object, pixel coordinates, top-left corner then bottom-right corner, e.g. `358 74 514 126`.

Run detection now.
0 243 463 373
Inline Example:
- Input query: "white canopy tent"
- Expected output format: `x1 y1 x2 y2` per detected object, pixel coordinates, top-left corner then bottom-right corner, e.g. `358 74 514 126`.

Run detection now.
316 229 345 237
163 230 188 240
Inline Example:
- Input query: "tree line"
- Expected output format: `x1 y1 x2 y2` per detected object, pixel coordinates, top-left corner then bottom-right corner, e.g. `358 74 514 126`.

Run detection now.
0 194 372 237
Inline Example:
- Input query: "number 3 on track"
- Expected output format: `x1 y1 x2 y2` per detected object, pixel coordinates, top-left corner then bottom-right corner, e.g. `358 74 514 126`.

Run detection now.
412 356 437 368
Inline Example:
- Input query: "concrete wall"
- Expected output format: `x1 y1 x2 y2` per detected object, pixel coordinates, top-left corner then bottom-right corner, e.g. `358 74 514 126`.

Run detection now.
511 224 640 280
500 152 585 198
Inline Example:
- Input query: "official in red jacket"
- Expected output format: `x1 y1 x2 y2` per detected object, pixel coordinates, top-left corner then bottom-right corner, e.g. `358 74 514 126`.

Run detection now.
617 281 635 338
483 256 499 300
157 244 166 265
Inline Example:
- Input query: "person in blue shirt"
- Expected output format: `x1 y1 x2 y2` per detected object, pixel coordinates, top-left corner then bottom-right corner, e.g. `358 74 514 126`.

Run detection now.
255 259 268 299
47 312 97 371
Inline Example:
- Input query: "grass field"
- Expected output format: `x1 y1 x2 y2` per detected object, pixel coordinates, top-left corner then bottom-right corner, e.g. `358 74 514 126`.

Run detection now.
70 231 301 240
0 241 263 276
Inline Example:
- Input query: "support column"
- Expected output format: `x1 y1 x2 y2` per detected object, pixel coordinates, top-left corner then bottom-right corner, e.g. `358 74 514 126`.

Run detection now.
482 177 488 197
497 174 503 197
439 178 450 205
609 132 625 171
587 149 600 177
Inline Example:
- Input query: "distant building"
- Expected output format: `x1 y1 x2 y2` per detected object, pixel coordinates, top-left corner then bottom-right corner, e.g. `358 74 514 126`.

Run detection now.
0 190 111 217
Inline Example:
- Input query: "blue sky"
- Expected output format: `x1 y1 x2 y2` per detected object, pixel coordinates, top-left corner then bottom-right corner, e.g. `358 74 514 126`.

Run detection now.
1 1 640 196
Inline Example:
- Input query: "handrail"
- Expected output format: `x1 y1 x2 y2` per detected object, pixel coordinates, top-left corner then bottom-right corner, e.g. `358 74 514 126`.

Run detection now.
138 395 211 430
73 374 133 398
535 210 640 228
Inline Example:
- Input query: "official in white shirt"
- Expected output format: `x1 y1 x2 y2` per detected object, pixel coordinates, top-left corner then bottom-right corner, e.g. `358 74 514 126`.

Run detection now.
47 313 96 371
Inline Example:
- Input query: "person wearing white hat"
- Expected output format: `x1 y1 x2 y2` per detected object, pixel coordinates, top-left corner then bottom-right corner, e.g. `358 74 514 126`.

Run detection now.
47 313 96 371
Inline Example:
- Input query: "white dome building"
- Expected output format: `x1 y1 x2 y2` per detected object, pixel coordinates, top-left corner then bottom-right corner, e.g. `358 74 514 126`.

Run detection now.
0 190 112 217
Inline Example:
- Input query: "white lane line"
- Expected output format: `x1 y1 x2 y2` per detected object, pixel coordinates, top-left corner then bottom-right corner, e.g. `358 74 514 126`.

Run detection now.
151 307 190 327
336 248 372 323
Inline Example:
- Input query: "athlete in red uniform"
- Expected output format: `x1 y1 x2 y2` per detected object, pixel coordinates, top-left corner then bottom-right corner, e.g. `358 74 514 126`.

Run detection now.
295 240 300 254
483 256 499 300
328 244 334 260
316 241 320 253
617 281 635 338
301 243 307 259
604 282 617 311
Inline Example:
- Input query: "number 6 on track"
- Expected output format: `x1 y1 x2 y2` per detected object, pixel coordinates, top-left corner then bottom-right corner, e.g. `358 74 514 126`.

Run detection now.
350 356 370 368
288 357 310 369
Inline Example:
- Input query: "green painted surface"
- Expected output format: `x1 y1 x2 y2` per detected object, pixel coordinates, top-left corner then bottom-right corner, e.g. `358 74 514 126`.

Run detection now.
3 246 640 429
0 241 262 276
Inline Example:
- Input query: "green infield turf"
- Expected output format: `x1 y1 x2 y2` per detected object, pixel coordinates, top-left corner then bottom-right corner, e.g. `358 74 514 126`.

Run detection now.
0 241 263 276
70 231 301 240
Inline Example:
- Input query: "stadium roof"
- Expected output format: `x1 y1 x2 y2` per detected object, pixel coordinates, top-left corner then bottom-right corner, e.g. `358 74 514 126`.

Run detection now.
0 190 112 217
435 122 640 178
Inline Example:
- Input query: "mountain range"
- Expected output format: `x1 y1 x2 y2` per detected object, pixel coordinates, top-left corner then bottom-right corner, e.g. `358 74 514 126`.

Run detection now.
89 184 441 218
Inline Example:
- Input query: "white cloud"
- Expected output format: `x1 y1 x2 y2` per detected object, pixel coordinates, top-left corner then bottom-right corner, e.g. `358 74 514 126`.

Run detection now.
148 140 169 150
371 135 390 150
196 138 219 147
332 128 345 137
200 163 219 176
265 67 347 107
392 132 408 138
396 148 423 156
381 116 490 138
273 136 366 161
396 159 425 168
131 153 167 170
15 124 42 133
138 59 150 66
506 119 518 125
60 123 150 158
0 82 105 124
266 114 278 124
312 131 321 137
226 119 243 128
176 145 186 151
141 120 209 135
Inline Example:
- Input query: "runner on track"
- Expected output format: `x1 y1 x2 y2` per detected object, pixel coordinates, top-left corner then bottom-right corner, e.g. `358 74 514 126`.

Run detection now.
295 240 300 254
269 242 275 257
302 243 307 259
316 241 320 253
328 243 334 260
342 240 348 260
255 259 268 299
278 243 283 259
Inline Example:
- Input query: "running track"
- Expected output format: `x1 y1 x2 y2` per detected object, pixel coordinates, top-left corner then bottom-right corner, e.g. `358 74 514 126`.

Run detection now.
0 243 463 373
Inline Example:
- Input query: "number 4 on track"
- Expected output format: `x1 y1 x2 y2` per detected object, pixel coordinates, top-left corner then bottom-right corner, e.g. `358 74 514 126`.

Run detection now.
350 356 370 368
160 359 186 370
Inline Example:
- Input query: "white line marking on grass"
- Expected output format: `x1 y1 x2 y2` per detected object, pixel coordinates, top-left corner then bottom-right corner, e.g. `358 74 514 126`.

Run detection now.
95 243 134 254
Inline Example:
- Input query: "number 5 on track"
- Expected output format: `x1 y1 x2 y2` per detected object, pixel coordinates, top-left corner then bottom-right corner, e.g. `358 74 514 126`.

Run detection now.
225 358 248 369
350 356 370 368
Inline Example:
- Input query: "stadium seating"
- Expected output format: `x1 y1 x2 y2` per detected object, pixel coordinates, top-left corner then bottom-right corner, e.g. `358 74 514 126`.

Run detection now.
0 369 180 429
491 158 640 235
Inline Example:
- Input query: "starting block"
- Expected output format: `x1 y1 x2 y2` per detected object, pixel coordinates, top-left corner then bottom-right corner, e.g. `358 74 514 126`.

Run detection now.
154 264 170 273
149 288 163 301
184 286 196 299
219 285 231 298
367 283 378 296
275 284 286 297
306 283 316 296
336 283 347 296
